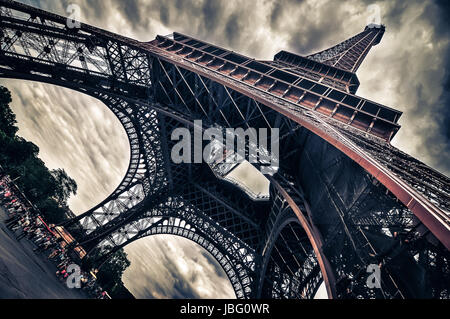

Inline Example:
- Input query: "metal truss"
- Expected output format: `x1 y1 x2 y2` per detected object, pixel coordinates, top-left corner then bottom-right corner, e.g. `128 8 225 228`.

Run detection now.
0 0 448 300
257 178 323 299
65 96 167 234
151 32 401 141
89 180 262 299
336 125 450 217
288 126 449 298
306 24 385 73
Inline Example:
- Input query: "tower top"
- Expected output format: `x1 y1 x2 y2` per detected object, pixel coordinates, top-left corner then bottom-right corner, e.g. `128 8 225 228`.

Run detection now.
366 23 385 30
270 26 386 93
304 26 385 73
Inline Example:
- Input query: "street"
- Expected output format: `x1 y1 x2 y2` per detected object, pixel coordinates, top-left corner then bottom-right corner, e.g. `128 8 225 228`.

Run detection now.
0 207 86 299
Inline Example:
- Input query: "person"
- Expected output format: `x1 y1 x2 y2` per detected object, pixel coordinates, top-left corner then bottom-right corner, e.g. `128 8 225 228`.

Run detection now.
0 191 12 204
55 252 67 264
28 227 43 242
48 247 62 260
57 259 70 271
19 214 30 227
35 216 43 227
5 211 21 228
5 198 18 208
32 233 48 245
34 237 53 253
9 214 30 231
56 268 69 281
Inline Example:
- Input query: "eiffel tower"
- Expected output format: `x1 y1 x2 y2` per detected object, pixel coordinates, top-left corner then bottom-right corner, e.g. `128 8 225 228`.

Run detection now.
0 0 448 299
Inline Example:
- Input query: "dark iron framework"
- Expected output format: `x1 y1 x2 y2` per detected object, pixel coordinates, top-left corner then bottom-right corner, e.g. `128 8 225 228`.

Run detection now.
0 0 448 299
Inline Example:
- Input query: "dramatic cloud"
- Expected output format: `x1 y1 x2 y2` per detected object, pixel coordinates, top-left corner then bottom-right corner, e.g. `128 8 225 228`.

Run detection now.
122 236 235 299
3 80 129 213
1 0 449 299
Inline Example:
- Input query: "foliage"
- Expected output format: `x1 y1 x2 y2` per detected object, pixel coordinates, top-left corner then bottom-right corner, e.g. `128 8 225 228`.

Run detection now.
0 85 132 298
97 249 131 291
82 245 134 299
35 198 69 224
108 283 135 299
0 86 18 137
0 86 77 223
51 168 78 205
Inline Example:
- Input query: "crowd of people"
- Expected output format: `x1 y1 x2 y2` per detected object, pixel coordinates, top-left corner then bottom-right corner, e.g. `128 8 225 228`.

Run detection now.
0 177 110 299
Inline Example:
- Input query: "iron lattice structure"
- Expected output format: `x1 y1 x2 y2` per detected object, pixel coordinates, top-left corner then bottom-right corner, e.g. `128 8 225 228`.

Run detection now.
0 1 449 299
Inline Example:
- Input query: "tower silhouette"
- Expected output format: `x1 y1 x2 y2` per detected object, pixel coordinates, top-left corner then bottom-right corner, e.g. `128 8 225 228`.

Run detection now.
0 0 448 299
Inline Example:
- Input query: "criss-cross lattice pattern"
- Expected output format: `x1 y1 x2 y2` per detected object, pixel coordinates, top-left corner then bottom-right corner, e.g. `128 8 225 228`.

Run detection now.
0 0 448 299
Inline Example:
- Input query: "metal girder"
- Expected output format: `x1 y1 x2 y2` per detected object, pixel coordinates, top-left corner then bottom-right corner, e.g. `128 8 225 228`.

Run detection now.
151 32 401 141
152 45 449 249
0 0 448 300
257 179 326 299
91 189 258 299
0 0 151 100
306 24 385 73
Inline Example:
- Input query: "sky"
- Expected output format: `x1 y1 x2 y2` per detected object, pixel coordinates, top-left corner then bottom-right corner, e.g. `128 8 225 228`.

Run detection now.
1 0 449 299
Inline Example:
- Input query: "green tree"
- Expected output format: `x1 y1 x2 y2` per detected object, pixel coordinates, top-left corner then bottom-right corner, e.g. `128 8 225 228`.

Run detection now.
0 86 18 137
0 85 133 298
83 246 131 293
0 131 14 166
51 168 78 205
97 248 131 292
17 157 57 203
0 85 78 223
2 137 39 167
35 198 68 224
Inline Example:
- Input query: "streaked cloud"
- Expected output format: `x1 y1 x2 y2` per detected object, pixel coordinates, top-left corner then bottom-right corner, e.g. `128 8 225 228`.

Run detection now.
2 0 448 299
122 236 235 299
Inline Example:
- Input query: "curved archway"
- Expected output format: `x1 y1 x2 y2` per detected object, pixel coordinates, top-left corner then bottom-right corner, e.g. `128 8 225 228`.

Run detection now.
0 70 168 233
1 1 448 300
122 235 236 299
0 79 131 214
260 217 321 299
92 212 255 299
256 177 333 299
125 232 241 299
0 75 259 299
1 78 249 299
